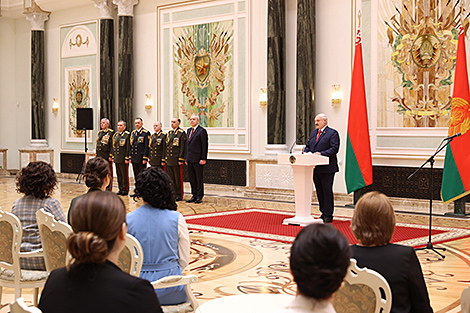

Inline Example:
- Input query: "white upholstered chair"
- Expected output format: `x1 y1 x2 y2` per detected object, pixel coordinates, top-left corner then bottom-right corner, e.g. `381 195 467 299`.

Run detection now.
461 285 470 313
0 210 48 307
152 274 199 313
10 297 42 313
333 258 392 313
117 233 144 276
36 208 73 273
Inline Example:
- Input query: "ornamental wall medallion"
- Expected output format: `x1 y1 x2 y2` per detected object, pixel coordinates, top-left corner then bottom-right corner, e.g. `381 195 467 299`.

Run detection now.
378 0 470 128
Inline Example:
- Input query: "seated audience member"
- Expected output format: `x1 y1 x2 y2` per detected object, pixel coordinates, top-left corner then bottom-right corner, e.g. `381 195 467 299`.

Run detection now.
127 167 190 305
39 192 162 313
68 157 111 223
351 191 433 313
12 161 66 271
275 223 351 313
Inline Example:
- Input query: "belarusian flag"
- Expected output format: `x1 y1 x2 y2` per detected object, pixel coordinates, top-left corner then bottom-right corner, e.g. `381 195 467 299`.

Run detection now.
345 28 373 194
441 28 470 204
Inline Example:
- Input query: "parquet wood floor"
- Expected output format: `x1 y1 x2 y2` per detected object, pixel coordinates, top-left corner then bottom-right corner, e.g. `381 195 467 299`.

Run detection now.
0 176 469 312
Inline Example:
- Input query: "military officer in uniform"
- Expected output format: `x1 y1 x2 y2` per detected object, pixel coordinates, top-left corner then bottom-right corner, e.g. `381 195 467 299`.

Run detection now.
112 120 130 196
96 118 114 191
163 117 186 201
149 121 166 170
130 117 150 186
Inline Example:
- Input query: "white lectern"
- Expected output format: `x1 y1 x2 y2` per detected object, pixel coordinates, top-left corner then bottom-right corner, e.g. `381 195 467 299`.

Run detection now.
278 153 329 226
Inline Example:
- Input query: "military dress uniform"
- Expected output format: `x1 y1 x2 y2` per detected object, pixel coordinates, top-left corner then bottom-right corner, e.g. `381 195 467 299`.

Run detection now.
130 128 150 181
149 130 166 169
164 127 186 200
96 127 114 190
112 130 130 195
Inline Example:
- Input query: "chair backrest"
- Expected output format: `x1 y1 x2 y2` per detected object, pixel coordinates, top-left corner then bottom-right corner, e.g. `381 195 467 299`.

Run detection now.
462 285 470 313
152 274 199 312
36 208 73 273
117 233 143 276
333 258 392 313
10 297 42 313
0 210 23 284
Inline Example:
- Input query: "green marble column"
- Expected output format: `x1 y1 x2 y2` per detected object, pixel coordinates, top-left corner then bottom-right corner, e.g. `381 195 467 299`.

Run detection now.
100 19 115 127
31 30 45 140
296 0 315 143
267 0 286 145
118 16 134 126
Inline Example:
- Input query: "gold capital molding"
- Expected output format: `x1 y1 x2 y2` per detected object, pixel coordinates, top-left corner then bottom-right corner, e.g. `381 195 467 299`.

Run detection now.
112 0 138 16
24 1 50 31
93 0 116 19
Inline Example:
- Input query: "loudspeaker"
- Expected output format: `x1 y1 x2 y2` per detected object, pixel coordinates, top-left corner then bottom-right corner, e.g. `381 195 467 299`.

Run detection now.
77 108 93 130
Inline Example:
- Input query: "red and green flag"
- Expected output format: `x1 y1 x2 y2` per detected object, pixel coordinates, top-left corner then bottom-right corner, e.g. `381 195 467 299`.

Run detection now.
345 28 373 194
441 28 470 203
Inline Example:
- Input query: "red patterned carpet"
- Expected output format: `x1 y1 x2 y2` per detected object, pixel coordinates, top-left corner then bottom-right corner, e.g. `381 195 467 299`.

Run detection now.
185 209 470 246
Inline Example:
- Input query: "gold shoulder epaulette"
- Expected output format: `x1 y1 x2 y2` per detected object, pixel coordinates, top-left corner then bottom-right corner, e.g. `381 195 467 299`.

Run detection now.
177 129 183 133
108 128 114 132
142 129 149 133
124 131 130 134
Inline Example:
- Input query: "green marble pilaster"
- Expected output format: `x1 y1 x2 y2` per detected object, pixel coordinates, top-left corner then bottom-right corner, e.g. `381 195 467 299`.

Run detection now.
118 16 134 126
267 0 286 145
296 0 315 143
31 30 45 140
100 19 115 127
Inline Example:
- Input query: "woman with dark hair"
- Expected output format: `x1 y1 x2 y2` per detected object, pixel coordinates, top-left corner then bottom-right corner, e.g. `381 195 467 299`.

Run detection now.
68 157 111 222
38 191 162 313
127 167 190 305
351 191 433 313
12 161 66 270
275 224 351 313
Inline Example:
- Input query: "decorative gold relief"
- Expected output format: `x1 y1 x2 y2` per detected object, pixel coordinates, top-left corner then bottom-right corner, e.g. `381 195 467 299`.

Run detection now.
386 0 469 127
69 34 90 49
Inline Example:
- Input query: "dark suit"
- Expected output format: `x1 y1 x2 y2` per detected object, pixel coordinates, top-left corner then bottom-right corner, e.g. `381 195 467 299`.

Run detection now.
185 125 208 200
352 244 433 313
149 130 166 169
130 128 150 180
164 127 186 199
113 131 130 194
304 126 339 220
96 128 114 191
38 260 162 313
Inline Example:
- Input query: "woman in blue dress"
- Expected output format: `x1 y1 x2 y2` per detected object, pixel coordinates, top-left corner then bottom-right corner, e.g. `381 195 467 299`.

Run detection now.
127 167 190 305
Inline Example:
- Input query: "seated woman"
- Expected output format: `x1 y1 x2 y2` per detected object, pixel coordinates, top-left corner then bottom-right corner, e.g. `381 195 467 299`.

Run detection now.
12 161 66 271
39 191 163 313
275 224 351 313
127 167 190 305
351 191 433 313
68 157 111 223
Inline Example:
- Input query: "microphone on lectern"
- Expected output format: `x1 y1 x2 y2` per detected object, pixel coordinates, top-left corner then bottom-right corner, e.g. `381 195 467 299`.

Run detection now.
289 135 306 154
444 132 461 140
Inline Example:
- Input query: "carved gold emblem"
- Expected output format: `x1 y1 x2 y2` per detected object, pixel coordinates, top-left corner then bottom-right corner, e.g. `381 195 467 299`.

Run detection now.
411 34 441 68
289 155 296 164
194 50 210 82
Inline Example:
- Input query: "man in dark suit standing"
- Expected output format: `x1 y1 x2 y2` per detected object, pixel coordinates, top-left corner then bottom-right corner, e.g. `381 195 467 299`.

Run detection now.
185 114 208 204
304 114 340 223
164 117 186 201
112 120 130 196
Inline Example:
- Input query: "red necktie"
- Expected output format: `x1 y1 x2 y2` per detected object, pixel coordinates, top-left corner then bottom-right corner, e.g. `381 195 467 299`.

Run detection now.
316 130 322 141
189 128 195 141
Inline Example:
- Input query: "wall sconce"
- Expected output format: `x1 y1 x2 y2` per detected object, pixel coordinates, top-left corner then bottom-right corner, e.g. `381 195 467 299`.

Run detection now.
145 94 152 110
331 85 342 105
259 88 267 106
52 98 59 112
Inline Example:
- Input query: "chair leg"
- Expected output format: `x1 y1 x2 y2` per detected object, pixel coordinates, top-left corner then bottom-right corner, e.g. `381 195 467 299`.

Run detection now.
0 286 3 307
33 288 39 306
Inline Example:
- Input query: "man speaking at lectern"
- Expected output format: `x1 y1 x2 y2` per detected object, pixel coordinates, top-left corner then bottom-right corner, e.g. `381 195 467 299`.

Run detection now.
303 114 340 223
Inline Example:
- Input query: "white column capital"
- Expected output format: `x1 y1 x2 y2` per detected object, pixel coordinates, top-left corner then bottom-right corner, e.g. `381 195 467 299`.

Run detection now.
93 0 116 19
112 0 139 16
24 1 50 31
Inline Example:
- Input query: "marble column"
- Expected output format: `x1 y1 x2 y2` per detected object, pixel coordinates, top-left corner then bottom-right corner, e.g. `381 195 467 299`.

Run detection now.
113 0 138 127
25 8 50 145
94 0 116 128
296 0 315 143
267 0 286 148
